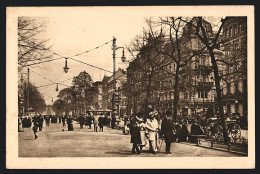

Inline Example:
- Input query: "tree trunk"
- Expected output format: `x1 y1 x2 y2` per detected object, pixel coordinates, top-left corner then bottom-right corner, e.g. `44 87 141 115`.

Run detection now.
173 64 180 122
144 72 153 118
208 48 229 143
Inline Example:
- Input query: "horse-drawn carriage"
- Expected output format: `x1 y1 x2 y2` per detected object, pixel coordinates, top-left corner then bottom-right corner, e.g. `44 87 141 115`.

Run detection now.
206 117 241 142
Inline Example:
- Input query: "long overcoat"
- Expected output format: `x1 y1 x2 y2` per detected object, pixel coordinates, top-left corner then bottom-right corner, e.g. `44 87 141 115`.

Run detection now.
161 117 174 143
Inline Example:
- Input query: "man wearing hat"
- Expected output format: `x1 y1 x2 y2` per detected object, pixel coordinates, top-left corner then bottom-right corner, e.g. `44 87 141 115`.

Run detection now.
161 110 174 154
146 111 159 154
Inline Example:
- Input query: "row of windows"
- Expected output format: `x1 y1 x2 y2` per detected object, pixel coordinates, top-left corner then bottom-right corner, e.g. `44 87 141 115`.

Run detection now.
223 21 246 39
147 90 211 100
225 38 247 57
225 81 241 94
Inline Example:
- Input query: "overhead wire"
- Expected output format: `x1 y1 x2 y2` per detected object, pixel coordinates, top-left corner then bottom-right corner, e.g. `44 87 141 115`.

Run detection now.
20 39 113 72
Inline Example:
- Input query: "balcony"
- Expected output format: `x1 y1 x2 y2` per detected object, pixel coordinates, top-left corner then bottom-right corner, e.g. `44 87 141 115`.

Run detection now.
197 82 214 90
196 65 213 74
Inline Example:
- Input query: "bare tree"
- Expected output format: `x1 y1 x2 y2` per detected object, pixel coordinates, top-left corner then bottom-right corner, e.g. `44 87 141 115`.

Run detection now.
180 17 232 143
18 17 52 72
126 29 171 117
144 17 207 122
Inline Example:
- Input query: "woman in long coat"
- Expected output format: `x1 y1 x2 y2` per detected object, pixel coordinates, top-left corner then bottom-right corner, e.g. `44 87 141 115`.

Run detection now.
130 119 141 154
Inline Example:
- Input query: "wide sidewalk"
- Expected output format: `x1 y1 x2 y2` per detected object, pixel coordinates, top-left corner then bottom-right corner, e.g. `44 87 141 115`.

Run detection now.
18 122 243 157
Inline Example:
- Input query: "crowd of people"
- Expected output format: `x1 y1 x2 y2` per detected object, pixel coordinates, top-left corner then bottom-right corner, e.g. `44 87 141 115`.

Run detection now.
18 110 217 155
18 112 114 139
124 110 215 155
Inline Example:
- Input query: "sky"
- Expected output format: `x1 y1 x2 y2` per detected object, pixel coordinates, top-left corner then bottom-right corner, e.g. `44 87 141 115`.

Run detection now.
20 13 149 105
17 7 224 105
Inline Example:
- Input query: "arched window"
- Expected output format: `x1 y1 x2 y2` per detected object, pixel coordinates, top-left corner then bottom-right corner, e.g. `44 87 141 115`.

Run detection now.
224 27 228 39
234 24 238 35
238 22 242 33
229 26 233 37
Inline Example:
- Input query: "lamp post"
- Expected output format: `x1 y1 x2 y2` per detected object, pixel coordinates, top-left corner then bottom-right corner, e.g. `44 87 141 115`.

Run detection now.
112 37 125 116
19 72 27 116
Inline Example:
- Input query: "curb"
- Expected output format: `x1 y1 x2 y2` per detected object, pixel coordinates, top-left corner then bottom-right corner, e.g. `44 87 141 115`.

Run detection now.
179 142 248 156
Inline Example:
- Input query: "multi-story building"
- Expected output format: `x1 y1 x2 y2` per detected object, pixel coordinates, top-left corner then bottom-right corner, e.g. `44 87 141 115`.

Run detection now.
178 17 217 117
126 17 218 118
221 17 247 116
102 68 127 117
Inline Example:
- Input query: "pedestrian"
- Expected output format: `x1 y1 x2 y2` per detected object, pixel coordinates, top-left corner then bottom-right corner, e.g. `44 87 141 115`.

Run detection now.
67 115 74 131
88 113 93 129
46 115 50 127
18 116 24 132
135 113 146 152
32 115 39 139
59 115 62 123
62 115 66 127
161 111 174 154
78 114 85 129
129 118 141 155
111 114 116 129
178 121 189 142
124 117 130 134
98 114 105 132
146 111 159 154
93 114 99 132
119 117 125 134
38 115 44 131
84 114 88 126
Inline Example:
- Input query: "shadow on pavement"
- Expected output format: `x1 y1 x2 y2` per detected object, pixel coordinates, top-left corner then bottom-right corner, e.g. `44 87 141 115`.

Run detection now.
105 150 131 155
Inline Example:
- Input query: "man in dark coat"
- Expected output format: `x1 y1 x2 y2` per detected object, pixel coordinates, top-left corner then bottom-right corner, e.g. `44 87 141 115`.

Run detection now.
38 115 44 131
161 111 174 154
88 115 93 129
178 122 189 142
67 116 74 131
32 115 39 139
111 114 116 129
78 115 85 129
98 115 105 132
62 115 66 127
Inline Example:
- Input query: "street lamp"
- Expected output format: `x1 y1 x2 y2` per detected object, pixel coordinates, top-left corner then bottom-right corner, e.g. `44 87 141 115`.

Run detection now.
56 83 59 92
112 37 125 115
63 58 70 73
121 48 126 62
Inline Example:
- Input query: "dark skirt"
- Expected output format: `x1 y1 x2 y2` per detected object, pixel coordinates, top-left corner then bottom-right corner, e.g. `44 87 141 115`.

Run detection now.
130 127 141 144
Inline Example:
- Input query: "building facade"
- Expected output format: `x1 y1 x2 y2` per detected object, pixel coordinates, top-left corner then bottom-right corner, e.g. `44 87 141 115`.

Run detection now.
101 68 127 117
221 17 247 116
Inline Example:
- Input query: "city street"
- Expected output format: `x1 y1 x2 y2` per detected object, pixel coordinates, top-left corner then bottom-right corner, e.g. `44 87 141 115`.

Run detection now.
19 122 243 157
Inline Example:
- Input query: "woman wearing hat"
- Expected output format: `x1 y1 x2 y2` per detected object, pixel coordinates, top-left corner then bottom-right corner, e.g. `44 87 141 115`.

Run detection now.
129 118 141 155
136 113 147 152
146 111 159 154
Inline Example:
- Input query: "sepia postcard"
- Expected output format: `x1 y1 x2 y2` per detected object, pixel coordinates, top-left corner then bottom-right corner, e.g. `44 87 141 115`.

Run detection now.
6 6 255 169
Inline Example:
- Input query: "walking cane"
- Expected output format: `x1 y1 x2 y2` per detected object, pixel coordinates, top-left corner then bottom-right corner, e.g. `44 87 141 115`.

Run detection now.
158 138 164 152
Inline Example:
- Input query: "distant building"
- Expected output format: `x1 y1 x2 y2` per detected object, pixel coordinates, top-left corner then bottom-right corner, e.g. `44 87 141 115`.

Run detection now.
102 68 127 117
44 105 55 115
92 81 103 109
